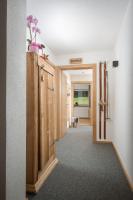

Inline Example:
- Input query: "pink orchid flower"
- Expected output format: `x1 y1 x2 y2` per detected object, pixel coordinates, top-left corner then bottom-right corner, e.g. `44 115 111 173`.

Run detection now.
27 15 34 23
33 18 38 26
30 42 41 48
32 27 36 32
32 27 41 34
36 28 41 34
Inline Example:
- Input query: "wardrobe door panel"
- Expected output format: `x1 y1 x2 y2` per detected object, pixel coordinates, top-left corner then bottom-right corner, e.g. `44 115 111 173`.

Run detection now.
26 53 38 184
39 70 49 171
48 74 55 158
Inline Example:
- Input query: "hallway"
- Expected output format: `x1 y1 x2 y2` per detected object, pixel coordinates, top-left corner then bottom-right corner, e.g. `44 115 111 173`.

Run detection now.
28 126 133 200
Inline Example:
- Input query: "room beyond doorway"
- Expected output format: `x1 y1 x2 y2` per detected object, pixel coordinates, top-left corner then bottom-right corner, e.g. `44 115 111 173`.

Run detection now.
72 81 92 126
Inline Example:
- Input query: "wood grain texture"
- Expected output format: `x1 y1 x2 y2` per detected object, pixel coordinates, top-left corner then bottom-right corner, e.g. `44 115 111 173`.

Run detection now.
99 63 102 139
39 69 49 170
56 68 62 140
61 72 68 137
53 69 58 140
92 65 97 142
59 64 96 70
38 56 55 76
26 53 39 184
27 158 58 193
104 62 107 139
26 53 57 192
47 73 55 157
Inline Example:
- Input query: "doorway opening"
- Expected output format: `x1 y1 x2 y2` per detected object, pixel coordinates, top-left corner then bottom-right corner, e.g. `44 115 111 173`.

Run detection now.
56 64 97 143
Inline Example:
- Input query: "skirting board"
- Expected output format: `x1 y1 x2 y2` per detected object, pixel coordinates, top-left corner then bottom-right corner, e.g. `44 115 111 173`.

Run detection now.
95 140 112 144
27 158 58 193
112 143 133 191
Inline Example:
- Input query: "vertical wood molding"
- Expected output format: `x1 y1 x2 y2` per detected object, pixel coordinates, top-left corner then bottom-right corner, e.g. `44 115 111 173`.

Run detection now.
92 66 97 142
0 0 7 199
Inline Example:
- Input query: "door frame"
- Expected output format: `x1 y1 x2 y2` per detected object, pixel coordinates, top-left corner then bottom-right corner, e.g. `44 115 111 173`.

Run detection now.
57 64 97 143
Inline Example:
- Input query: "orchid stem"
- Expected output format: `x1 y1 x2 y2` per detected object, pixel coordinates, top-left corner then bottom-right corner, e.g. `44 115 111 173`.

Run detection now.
29 27 32 42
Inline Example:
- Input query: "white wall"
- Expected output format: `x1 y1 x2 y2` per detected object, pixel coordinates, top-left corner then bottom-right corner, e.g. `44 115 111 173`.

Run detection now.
56 50 114 65
6 1 26 200
112 0 133 185
71 74 92 82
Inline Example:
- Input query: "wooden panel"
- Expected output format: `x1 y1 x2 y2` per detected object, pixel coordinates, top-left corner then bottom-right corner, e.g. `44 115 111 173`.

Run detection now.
69 58 82 64
27 158 58 193
99 63 102 139
92 66 97 142
98 62 107 140
56 68 62 140
59 64 96 70
104 62 107 139
38 56 55 76
61 72 68 137
47 74 55 157
39 69 49 171
26 53 38 184
27 53 57 192
53 69 58 140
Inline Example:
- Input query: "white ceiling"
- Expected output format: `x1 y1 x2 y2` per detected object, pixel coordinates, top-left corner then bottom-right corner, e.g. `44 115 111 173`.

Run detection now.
27 0 129 55
65 69 92 76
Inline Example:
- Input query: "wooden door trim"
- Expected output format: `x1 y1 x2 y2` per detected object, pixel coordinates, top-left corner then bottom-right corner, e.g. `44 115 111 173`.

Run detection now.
59 64 96 70
71 81 92 84
57 64 97 143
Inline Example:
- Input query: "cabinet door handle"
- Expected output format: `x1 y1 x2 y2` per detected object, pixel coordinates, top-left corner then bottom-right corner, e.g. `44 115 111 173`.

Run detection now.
41 75 45 82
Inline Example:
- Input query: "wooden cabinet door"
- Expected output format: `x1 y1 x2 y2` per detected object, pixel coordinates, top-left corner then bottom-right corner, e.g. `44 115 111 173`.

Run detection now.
47 73 55 158
26 53 39 184
39 69 49 171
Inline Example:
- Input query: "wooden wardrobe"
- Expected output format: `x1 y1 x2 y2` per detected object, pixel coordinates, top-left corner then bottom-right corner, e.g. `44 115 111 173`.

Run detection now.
26 53 58 193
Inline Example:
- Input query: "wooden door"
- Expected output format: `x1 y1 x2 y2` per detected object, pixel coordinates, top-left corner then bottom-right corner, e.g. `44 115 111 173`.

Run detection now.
39 69 49 171
47 73 55 158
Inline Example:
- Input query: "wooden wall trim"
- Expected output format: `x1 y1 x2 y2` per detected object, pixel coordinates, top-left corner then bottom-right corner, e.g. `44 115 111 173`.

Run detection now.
59 64 96 70
0 0 7 199
92 65 97 142
71 81 92 84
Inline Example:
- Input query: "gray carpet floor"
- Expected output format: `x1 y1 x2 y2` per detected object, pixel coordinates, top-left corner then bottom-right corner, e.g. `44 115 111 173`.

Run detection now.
28 126 133 200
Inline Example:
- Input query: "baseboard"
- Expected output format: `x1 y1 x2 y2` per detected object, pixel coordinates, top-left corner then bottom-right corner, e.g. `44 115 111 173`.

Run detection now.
27 158 58 193
95 140 112 144
112 143 133 191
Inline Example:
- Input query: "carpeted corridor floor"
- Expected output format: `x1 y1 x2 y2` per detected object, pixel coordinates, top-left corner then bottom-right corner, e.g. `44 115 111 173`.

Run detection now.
28 126 133 200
